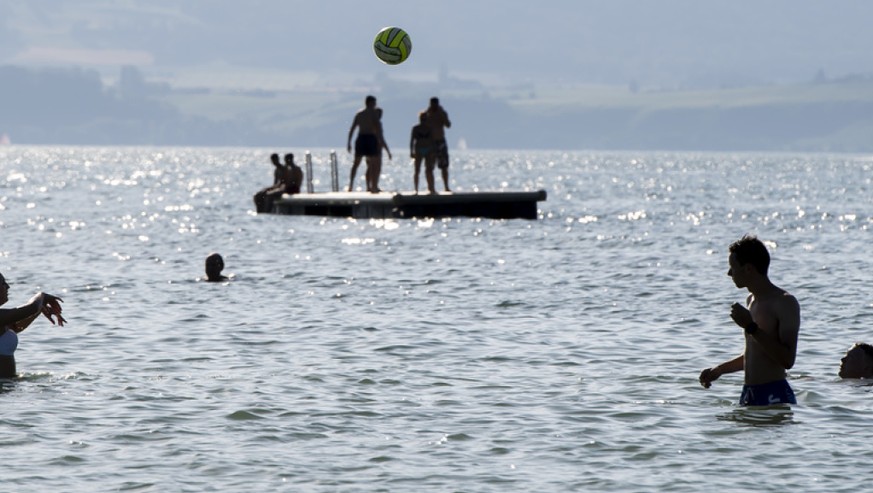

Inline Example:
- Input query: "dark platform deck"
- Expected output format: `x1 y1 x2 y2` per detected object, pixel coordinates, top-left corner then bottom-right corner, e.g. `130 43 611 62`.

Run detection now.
271 190 547 219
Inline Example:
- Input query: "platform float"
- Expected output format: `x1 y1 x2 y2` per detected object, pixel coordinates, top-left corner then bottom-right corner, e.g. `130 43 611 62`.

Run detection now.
272 190 546 220
267 150 546 219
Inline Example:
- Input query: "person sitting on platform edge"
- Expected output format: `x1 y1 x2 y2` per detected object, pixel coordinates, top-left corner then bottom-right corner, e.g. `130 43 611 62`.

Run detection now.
253 153 286 213
283 153 303 195
699 235 800 406
839 343 873 379
204 253 230 283
0 272 67 378
257 153 303 213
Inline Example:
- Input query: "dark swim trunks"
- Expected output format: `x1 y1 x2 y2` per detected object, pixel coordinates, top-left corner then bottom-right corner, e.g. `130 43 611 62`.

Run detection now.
434 139 449 169
355 134 379 157
739 379 796 406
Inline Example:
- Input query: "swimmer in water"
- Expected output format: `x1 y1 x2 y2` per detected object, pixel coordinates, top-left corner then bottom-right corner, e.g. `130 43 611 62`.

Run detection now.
699 235 800 406
0 272 66 378
204 253 229 283
839 343 873 379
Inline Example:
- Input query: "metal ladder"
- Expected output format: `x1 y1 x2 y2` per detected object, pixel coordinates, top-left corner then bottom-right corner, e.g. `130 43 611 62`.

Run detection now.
303 150 340 193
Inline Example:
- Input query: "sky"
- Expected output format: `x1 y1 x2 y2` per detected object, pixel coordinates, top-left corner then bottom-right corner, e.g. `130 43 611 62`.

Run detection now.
3 0 873 89
3 1 873 150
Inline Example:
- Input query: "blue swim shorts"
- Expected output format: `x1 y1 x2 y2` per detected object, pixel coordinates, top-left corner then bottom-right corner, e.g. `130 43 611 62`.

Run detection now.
739 379 796 406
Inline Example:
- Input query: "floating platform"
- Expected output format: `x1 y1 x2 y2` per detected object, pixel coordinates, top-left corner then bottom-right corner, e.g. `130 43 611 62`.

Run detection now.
272 190 547 220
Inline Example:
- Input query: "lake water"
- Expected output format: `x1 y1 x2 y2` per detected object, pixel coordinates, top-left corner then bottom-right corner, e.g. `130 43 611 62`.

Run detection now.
1 146 872 492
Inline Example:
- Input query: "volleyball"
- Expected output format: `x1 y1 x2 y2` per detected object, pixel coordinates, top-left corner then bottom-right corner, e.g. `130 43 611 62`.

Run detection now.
373 27 412 65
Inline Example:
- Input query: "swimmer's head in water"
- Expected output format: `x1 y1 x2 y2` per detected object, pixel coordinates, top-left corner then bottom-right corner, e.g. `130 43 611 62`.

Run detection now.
840 343 873 379
205 253 224 280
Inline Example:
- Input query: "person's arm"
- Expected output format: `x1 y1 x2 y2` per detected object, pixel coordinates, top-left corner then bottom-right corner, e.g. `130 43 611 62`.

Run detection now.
272 169 286 189
410 128 415 158
377 122 391 160
0 293 43 331
13 311 40 332
700 354 744 388
732 296 800 370
383 139 392 160
443 110 451 128
347 117 358 153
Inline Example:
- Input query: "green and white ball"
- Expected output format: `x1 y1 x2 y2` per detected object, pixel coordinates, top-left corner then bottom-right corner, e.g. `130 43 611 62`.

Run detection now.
373 27 412 65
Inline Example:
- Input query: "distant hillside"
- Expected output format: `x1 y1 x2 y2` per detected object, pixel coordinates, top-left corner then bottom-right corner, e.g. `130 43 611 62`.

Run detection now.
2 65 873 152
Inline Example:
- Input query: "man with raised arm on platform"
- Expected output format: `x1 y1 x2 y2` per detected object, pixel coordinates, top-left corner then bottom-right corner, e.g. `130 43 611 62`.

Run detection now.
426 97 452 192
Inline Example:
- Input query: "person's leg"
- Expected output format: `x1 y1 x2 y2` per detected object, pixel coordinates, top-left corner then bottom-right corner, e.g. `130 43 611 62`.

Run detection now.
425 156 436 194
413 156 421 193
0 355 17 378
254 189 266 212
441 165 450 192
369 155 382 193
438 142 451 191
263 190 275 212
364 156 373 192
348 155 362 191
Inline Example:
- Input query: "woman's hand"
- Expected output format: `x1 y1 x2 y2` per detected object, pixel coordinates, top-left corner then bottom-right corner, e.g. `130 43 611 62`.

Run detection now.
41 293 66 326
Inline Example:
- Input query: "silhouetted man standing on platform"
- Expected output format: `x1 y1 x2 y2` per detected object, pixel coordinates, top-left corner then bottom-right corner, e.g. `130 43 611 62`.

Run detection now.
426 97 452 192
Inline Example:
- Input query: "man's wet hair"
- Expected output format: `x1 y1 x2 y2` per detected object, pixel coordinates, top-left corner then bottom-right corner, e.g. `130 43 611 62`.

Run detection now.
729 234 770 275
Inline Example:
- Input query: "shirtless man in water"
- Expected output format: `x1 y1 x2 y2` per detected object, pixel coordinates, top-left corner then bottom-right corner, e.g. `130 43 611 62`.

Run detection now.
699 235 800 406
347 95 383 192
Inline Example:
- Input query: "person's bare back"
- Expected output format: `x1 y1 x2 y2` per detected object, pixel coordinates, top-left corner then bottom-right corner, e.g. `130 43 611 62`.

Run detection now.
353 107 379 137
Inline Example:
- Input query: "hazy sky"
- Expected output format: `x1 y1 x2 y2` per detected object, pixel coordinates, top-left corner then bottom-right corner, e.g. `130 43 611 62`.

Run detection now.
2 1 873 88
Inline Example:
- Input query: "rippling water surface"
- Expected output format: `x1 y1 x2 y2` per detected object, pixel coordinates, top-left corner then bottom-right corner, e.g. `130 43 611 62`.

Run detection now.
2 146 873 492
